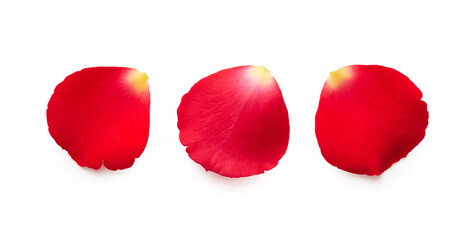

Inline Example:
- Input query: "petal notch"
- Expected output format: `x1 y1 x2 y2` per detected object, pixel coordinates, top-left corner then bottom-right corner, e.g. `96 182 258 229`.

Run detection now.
315 65 428 175
178 65 290 178
47 67 150 170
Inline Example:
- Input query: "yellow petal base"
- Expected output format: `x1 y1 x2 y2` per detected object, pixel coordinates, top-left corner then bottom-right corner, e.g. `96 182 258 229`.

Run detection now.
247 65 273 85
128 70 149 93
327 67 351 88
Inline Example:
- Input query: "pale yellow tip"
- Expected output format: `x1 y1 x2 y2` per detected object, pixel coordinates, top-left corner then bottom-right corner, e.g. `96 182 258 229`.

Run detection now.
327 67 351 88
247 65 273 85
128 70 149 93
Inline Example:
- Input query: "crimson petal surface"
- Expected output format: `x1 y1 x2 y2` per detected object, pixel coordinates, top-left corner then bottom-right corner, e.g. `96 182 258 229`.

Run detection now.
178 66 290 177
47 67 150 170
315 65 428 175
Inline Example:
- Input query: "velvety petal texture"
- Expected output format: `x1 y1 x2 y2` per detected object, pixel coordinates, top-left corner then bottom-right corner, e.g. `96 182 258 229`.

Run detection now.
47 67 150 170
315 65 428 175
178 65 290 178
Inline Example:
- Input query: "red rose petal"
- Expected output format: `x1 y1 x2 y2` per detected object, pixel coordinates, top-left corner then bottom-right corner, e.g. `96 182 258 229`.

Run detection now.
178 66 290 178
47 67 150 170
315 65 428 175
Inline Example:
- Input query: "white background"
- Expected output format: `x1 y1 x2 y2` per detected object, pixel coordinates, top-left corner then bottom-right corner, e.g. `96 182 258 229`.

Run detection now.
1 0 471 239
